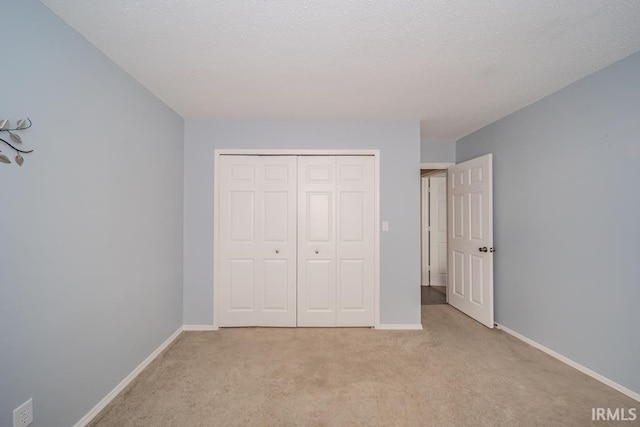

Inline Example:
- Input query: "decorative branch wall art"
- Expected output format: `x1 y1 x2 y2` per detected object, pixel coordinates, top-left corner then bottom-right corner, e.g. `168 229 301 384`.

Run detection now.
0 118 33 166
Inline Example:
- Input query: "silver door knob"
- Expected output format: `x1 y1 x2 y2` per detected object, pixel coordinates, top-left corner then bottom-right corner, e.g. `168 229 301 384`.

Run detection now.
275 249 280 254
314 250 319 254
479 247 488 252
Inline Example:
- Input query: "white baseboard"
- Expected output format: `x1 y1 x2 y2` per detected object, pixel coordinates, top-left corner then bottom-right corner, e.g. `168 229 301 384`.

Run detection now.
183 324 218 331
496 323 640 403
74 326 183 427
376 324 424 330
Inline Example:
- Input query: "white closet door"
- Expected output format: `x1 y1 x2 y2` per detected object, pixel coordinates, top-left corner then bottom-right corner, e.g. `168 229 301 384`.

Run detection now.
219 155 297 327
297 156 337 326
336 156 375 326
297 156 375 327
258 156 297 326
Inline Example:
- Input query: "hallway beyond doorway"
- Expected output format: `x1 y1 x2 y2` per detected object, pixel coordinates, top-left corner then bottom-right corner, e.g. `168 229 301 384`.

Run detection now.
421 286 446 305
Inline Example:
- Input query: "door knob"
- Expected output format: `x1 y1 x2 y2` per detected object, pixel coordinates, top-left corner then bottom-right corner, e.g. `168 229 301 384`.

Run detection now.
479 247 488 252
275 249 280 254
315 250 319 254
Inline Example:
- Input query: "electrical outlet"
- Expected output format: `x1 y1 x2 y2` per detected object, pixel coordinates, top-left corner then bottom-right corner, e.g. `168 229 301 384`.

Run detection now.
13 398 33 427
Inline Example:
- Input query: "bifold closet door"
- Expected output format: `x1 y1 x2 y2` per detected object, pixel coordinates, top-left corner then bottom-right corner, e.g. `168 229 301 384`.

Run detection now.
297 157 337 326
218 156 297 327
297 156 375 327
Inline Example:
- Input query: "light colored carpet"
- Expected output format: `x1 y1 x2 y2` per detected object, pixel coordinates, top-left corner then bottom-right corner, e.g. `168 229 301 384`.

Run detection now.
90 306 638 426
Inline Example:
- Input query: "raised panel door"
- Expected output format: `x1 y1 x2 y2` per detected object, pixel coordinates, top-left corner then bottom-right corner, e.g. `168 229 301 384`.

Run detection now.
429 176 447 286
257 156 297 326
219 155 296 327
336 156 374 326
219 156 259 326
297 156 336 326
447 154 494 328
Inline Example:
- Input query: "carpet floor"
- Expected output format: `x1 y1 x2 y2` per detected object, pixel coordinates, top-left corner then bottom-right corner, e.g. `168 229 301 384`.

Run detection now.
90 306 637 426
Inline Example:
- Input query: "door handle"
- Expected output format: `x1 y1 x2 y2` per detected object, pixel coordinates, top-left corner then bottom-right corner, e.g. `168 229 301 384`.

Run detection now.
315 250 319 254
479 247 488 252
275 249 280 254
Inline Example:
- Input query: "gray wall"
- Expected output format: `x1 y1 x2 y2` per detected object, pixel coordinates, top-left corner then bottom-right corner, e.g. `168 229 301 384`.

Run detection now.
183 120 421 326
420 139 456 163
457 52 640 394
0 1 184 426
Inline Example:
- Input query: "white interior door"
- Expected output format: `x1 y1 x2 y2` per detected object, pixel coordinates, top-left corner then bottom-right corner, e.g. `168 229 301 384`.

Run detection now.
421 176 429 286
447 154 494 328
429 175 447 286
219 155 297 327
297 156 337 326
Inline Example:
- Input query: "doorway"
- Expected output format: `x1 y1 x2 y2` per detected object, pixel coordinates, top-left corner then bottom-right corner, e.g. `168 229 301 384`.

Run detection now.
419 156 495 327
420 163 453 306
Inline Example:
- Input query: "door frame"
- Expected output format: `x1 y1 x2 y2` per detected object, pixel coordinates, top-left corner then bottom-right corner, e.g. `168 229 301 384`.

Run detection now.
420 162 454 170
213 149 381 329
420 163 453 300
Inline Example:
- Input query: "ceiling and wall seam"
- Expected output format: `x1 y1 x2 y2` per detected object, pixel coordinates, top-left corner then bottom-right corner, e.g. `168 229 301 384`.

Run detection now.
40 0 640 139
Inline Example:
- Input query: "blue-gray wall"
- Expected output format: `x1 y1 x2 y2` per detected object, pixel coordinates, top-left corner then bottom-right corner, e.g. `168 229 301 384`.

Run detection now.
183 120 421 326
457 52 640 394
420 139 456 163
0 1 184 426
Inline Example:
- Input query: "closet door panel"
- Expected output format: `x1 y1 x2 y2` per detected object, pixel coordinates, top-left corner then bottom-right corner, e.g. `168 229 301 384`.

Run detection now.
336 156 375 326
263 259 289 310
219 156 259 326
263 192 289 242
257 156 297 326
307 193 332 241
339 259 365 309
340 192 364 241
297 156 336 326
219 156 297 327
229 259 255 310
306 260 333 310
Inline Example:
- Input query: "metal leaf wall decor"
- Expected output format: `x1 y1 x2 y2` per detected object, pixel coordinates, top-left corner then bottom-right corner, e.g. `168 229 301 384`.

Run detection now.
0 118 33 166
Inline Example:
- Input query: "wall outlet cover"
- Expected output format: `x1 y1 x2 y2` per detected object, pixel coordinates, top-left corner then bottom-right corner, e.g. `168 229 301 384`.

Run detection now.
13 398 33 427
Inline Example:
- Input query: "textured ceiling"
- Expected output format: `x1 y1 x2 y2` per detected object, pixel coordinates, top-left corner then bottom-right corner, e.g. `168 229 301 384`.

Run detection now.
40 0 640 140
